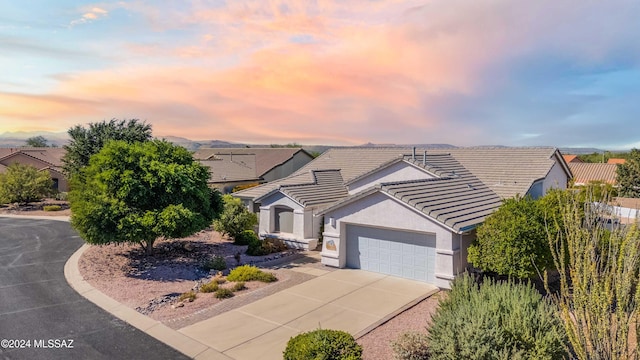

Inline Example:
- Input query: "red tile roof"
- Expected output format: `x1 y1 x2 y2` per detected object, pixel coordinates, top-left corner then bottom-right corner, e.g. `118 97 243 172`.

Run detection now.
568 162 618 185
562 154 582 163
607 158 626 164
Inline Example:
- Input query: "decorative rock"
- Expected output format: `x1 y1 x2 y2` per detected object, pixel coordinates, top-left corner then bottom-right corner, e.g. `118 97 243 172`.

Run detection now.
172 302 185 309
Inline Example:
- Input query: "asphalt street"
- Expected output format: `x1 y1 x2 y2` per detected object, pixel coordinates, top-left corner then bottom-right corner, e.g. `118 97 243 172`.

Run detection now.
0 217 188 360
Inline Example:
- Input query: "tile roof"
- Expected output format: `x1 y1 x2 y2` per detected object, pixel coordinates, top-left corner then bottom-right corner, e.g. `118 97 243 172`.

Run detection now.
562 154 582 163
193 148 310 177
234 147 566 201
199 154 260 183
444 147 564 199
233 172 315 199
568 162 618 185
293 148 407 183
258 170 348 209
612 197 640 209
0 147 66 167
0 163 6 173
321 154 503 232
607 158 626 164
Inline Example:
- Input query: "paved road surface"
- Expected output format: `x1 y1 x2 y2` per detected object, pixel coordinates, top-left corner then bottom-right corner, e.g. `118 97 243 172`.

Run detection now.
0 217 188 360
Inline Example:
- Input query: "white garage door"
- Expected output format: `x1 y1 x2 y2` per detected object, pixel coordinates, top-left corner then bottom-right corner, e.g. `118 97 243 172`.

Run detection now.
346 225 436 283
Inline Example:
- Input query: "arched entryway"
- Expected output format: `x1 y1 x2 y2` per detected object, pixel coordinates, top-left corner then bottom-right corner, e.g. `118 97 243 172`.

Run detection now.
274 206 294 233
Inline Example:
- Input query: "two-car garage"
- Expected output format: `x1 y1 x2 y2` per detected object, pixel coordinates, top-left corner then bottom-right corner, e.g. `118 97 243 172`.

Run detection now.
345 225 436 283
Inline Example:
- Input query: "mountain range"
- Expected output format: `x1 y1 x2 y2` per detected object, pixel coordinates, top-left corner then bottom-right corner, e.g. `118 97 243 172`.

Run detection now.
0 131 611 154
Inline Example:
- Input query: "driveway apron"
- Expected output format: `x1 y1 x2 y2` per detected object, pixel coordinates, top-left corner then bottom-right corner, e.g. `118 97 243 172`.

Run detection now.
179 268 438 360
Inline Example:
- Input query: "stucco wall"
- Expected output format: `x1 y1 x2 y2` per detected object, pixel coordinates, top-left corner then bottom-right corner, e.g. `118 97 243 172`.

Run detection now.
322 191 459 288
347 162 434 195
261 152 314 182
258 191 319 249
47 170 69 192
258 192 302 234
543 161 569 194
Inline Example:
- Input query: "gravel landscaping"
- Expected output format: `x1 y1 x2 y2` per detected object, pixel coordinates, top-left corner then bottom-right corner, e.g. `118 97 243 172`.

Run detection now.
357 292 444 360
77 229 306 328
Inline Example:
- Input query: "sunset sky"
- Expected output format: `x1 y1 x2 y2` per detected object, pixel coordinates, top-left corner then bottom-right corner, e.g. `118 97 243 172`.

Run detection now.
1 1 639 148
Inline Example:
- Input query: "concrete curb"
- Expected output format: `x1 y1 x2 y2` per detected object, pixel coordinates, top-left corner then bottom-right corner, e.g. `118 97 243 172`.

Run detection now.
1 214 228 359
64 244 230 360
0 214 70 221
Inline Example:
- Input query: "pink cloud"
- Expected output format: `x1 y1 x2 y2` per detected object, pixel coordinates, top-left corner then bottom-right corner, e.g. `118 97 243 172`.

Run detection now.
4 0 638 145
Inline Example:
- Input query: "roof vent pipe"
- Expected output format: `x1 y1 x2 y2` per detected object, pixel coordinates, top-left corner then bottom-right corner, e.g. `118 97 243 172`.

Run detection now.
423 150 427 166
412 147 416 161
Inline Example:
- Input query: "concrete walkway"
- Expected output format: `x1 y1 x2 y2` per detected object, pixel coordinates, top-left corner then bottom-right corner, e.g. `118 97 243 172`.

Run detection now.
32 212 439 360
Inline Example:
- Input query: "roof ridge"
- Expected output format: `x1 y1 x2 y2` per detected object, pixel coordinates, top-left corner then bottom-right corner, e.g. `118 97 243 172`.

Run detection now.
0 149 58 166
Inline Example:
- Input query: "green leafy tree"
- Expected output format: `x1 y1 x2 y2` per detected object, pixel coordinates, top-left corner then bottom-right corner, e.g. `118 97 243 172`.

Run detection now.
577 151 631 163
0 163 53 204
25 135 50 147
70 140 222 254
62 119 152 178
617 148 640 198
468 195 555 278
213 195 258 241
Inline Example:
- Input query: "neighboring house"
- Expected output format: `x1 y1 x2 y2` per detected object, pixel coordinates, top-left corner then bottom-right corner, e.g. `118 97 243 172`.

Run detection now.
193 148 314 193
234 147 571 288
0 147 69 192
607 158 626 164
563 154 583 163
568 162 618 186
608 197 640 224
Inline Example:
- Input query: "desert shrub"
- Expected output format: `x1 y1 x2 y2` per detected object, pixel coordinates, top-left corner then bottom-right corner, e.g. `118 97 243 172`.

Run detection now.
227 265 277 283
246 236 267 256
546 190 640 359
202 255 227 271
178 291 197 302
427 275 568 360
246 237 288 256
264 237 288 252
467 195 555 278
214 288 234 299
232 281 246 291
391 331 430 360
0 163 53 205
200 281 219 293
43 205 62 212
213 195 257 241
235 229 259 246
283 329 362 360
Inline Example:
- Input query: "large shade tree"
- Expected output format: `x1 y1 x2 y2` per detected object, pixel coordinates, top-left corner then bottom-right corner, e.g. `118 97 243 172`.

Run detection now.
70 140 222 254
62 119 152 178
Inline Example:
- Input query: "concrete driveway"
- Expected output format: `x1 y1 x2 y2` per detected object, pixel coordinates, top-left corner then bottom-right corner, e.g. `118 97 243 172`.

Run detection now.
179 269 438 360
